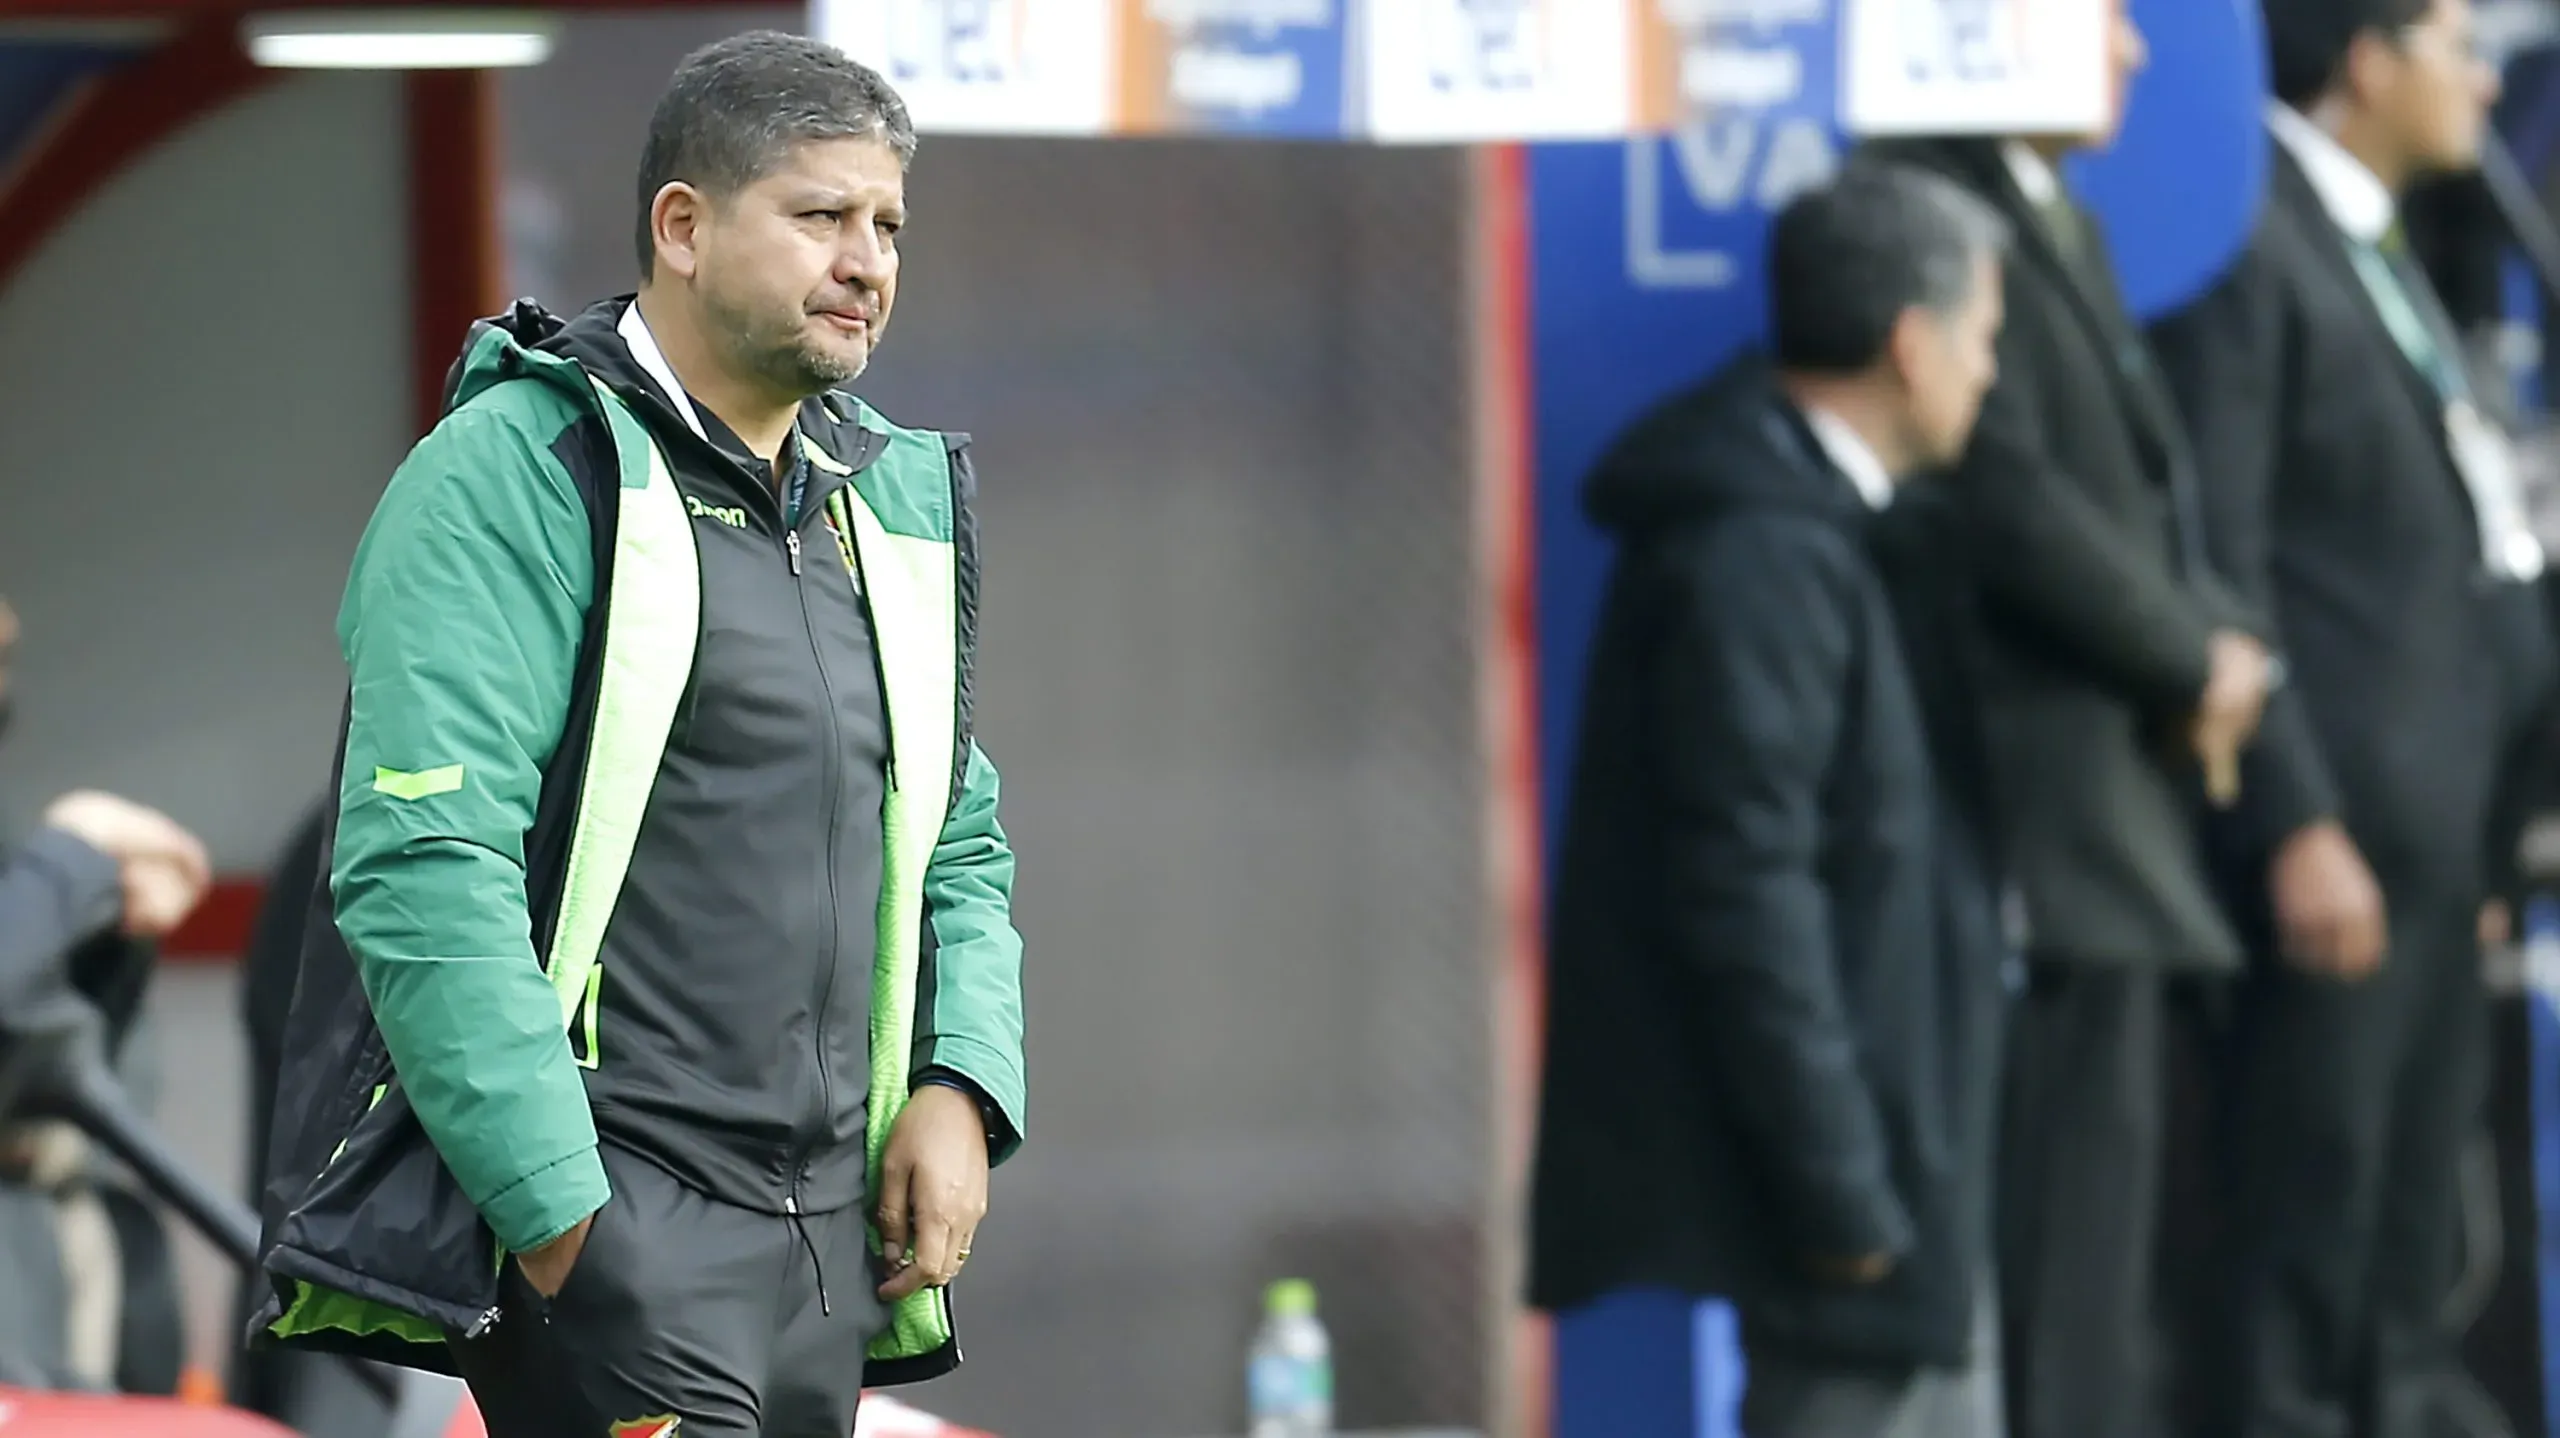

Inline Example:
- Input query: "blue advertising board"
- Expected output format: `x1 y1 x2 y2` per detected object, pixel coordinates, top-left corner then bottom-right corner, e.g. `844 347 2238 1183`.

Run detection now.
2069 0 2268 319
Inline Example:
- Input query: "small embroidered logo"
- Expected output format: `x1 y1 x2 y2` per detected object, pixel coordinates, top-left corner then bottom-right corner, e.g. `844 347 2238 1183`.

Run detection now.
685 493 748 528
610 1415 681 1438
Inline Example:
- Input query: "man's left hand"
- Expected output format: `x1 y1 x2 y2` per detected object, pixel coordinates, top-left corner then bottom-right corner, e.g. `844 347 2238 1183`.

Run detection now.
875 1082 989 1300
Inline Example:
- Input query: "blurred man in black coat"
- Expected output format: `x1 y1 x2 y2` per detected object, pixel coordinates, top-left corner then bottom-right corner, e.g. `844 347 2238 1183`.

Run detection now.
2147 2 2538 1432
1529 162 2012 1438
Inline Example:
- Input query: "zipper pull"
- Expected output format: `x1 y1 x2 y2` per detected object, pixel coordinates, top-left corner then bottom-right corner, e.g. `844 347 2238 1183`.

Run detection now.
786 528 803 575
783 1189 831 1316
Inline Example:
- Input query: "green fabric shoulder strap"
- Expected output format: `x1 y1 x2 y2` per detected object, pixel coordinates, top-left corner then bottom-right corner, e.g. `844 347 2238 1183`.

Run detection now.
816 411 967 1373
543 380 701 1036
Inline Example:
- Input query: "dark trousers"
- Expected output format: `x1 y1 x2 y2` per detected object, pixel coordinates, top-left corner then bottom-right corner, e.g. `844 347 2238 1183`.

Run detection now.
2204 905 2487 1438
1740 1276 2006 1438
1997 961 2173 1438
449 1142 884 1438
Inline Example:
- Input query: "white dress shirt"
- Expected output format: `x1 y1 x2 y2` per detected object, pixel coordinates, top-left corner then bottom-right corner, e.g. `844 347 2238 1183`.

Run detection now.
2267 102 2542 580
2266 102 2395 244
2001 140 2062 211
1804 407 1896 511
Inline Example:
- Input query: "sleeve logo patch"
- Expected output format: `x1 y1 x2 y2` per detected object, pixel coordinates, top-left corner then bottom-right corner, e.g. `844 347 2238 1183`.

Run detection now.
371 764 466 801
610 1416 681 1438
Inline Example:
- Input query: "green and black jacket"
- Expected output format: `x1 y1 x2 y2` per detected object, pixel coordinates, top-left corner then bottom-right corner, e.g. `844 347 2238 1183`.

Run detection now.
248 298 1025 1385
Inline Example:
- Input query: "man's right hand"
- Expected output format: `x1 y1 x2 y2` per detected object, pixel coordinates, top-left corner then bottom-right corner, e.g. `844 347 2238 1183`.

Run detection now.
1806 1251 1896 1286
41 791 210 937
2271 819 2386 980
2190 630 2274 808
515 1213 595 1299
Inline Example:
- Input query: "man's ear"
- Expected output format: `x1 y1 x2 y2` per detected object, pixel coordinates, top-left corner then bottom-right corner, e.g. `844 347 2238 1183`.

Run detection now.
649 182 710 282
2340 27 2403 110
1881 307 1929 391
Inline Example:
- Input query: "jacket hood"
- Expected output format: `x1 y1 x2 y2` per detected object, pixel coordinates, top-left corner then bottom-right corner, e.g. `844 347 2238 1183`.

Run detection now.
440 297 593 414
442 297 893 458
538 294 668 398
1582 353 1872 535
440 295 692 421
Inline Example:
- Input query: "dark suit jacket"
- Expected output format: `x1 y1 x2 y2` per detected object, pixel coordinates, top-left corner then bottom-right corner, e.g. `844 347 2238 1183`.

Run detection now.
1529 357 2009 1366
2149 140 2512 921
1875 137 2245 971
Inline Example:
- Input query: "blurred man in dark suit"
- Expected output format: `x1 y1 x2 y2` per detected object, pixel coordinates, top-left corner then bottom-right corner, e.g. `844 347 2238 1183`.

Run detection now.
1872 4 2279 1434
2147 2 2537 1432
1530 161 2013 1438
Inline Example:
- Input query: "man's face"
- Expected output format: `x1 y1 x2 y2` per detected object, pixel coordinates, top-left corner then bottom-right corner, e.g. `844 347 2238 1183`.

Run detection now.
2365 0 2498 173
689 136 905 400
2094 0 2149 149
1896 254 2004 469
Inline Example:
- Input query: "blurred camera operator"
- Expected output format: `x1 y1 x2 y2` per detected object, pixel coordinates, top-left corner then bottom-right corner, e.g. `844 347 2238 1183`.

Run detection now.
0 599 211 981
0 594 210 1393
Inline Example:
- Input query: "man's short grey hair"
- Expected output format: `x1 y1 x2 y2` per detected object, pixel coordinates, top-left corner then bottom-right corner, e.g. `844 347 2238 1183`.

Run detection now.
1768 160 2011 374
635 30 919 278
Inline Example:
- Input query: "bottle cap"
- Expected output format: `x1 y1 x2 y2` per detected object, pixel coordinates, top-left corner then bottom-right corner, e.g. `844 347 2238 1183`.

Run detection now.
1265 1278 1317 1318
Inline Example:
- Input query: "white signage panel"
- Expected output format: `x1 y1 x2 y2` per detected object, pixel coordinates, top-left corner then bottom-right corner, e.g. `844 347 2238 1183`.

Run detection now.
1359 0 1638 142
811 0 1117 136
1839 0 2109 137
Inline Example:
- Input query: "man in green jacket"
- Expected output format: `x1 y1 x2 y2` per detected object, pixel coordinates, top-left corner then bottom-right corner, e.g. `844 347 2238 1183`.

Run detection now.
249 32 1025 1438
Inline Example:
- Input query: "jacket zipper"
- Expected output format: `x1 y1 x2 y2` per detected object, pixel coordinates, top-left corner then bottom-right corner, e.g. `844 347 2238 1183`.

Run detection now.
785 1191 832 1317
308 1053 511 1338
614 404 853 1314
789 498 844 1319
703 429 843 1313
946 458 969 810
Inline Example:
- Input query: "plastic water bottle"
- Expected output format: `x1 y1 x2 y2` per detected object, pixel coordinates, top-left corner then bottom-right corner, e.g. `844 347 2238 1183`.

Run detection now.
1247 1278 1333 1438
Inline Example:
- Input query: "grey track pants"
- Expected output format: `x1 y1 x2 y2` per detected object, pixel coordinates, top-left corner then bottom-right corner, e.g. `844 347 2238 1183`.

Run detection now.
448 1142 885 1438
